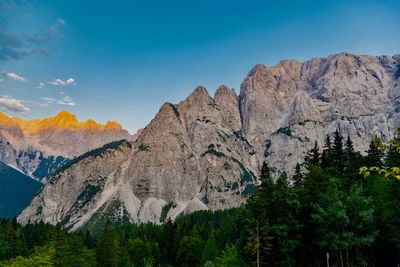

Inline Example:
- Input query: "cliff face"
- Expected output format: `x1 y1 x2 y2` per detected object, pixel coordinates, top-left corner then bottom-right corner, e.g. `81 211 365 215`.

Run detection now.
0 111 131 180
18 86 259 231
240 53 400 173
18 53 400 230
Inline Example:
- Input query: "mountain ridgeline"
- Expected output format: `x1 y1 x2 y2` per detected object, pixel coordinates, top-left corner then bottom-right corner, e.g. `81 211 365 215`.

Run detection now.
0 111 131 181
18 52 400 231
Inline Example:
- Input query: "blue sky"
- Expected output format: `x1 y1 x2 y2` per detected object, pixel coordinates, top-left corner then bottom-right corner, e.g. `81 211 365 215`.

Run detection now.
0 0 399 133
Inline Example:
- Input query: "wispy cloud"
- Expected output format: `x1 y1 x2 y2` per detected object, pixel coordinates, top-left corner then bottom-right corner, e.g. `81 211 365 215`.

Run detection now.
36 82 44 89
1 71 27 82
0 97 29 113
49 77 76 86
27 17 66 45
39 97 55 107
57 96 76 106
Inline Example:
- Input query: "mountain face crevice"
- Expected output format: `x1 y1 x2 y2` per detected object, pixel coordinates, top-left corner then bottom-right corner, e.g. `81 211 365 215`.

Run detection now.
18 52 400 230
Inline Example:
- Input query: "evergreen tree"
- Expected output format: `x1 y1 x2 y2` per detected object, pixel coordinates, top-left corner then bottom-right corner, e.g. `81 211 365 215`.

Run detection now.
304 141 320 170
216 244 245 267
176 235 204 267
386 129 400 167
201 234 219 264
54 229 67 267
321 135 332 168
292 163 303 187
245 215 272 267
345 135 355 157
365 136 385 167
96 228 120 267
344 135 362 180
123 238 153 267
242 177 274 267
58 235 96 267
160 219 176 265
332 129 345 172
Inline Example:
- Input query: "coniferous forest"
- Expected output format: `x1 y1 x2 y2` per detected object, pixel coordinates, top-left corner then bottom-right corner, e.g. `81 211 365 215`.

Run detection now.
1 130 400 267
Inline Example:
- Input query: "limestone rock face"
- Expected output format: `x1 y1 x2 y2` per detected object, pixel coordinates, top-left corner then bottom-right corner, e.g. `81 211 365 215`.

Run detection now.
19 86 258 230
19 52 400 230
0 111 131 181
240 53 400 174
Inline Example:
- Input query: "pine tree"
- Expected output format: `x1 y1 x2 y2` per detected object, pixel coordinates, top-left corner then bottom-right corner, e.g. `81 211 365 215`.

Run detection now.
365 136 385 167
386 129 400 167
96 228 120 267
54 229 67 267
215 244 245 267
345 135 354 156
344 135 362 178
245 216 273 267
201 234 219 264
176 235 204 267
293 163 303 187
321 135 332 168
305 141 320 170
332 129 345 172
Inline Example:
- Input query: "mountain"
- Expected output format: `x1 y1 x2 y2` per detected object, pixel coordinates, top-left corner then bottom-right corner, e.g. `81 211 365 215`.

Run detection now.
0 111 131 181
18 53 400 231
0 161 42 218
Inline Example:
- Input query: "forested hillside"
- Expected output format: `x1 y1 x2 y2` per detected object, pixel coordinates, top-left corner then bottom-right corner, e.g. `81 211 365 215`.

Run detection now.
1 130 400 266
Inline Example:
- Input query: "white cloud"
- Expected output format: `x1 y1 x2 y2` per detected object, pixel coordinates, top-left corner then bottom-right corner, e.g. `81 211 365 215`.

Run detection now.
57 96 76 106
1 71 27 82
42 97 55 102
0 97 29 113
49 77 76 86
39 97 55 107
66 78 75 85
36 82 45 89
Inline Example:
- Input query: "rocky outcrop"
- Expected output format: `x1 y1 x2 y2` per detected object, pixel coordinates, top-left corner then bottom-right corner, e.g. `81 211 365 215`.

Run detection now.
240 53 400 174
19 86 258 231
19 52 400 230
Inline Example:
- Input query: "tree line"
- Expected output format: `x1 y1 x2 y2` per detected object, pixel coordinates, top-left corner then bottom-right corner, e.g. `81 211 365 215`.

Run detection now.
0 130 399 266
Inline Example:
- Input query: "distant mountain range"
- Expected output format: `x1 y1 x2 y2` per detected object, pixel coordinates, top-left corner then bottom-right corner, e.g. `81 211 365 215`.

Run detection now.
0 111 132 181
0 161 42 218
18 52 400 231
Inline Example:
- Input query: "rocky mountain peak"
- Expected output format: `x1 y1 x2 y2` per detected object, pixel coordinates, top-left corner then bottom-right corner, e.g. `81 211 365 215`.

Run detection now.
186 86 212 102
214 85 241 130
214 85 237 100
48 111 80 129
105 120 123 130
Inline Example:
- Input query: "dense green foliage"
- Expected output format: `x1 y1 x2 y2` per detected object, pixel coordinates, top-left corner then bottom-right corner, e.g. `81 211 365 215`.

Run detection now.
0 161 42 218
1 131 400 266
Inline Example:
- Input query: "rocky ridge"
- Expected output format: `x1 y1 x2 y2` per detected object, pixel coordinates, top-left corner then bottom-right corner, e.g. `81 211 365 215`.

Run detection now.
0 111 131 180
18 52 400 230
